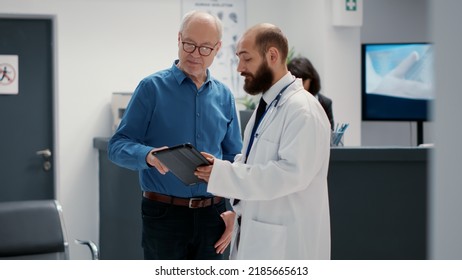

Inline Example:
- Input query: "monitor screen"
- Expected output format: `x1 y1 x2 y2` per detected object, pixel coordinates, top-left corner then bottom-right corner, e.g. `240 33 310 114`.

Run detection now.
361 43 434 121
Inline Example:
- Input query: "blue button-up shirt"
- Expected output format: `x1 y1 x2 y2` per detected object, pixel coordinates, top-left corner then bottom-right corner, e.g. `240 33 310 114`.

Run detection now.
108 60 242 198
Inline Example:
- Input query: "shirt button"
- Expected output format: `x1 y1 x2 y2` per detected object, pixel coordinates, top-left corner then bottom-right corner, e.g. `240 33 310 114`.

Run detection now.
197 113 200 117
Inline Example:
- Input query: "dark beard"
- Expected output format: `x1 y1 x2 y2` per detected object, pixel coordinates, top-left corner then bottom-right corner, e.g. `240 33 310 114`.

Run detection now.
242 60 274 95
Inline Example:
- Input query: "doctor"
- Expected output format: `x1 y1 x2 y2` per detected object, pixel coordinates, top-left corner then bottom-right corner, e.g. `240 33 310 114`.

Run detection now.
195 23 331 259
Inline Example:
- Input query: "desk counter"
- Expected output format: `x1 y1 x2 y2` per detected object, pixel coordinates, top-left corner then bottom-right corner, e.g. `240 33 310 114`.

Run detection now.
94 137 429 260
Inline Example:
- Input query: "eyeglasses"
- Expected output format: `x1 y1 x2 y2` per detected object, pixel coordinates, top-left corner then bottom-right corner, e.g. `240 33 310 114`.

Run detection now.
181 40 219 57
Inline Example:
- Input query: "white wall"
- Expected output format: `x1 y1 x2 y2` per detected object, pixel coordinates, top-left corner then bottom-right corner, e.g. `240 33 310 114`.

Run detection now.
0 0 361 259
245 0 434 148
322 0 361 146
429 0 462 259
247 0 362 145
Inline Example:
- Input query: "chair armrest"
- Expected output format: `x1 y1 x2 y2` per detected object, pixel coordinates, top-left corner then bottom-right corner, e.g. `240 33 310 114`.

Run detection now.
75 239 99 260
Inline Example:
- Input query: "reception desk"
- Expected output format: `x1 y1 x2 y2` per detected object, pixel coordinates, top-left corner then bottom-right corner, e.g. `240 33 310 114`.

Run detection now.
94 137 429 260
327 147 428 260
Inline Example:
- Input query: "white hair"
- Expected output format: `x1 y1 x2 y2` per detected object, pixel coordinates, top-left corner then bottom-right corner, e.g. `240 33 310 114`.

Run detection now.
179 10 223 40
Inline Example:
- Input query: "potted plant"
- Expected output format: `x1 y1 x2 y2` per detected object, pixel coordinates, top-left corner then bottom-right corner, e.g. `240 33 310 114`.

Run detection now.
286 46 296 64
237 95 258 136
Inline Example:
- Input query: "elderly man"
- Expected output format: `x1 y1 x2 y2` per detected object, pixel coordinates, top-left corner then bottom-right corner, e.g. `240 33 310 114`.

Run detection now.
108 11 242 260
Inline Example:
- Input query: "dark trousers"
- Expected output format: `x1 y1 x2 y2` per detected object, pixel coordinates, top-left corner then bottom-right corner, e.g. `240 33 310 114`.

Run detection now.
141 196 226 260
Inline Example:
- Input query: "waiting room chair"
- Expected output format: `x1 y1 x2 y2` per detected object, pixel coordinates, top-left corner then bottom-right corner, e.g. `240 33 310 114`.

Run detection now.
0 199 98 260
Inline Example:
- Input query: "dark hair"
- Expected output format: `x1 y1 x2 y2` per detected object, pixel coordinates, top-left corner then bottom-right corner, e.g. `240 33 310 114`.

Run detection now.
254 27 289 63
287 57 321 94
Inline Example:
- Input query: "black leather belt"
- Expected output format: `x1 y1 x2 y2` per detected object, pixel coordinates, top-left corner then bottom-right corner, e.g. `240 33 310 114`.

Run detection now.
143 191 223 209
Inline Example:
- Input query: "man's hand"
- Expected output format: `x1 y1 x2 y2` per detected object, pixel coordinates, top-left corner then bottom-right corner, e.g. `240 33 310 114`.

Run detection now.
214 210 236 254
195 152 215 183
146 147 169 174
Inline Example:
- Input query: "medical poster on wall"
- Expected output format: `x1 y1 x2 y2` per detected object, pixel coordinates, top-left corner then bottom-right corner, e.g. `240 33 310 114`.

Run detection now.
0 55 19 95
181 0 247 98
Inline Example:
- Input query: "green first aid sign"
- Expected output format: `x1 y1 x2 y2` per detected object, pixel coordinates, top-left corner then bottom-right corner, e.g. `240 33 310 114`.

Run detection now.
346 0 357 11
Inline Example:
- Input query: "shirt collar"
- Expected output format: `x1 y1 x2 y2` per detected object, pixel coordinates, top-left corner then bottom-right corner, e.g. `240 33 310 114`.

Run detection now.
261 72 294 105
171 59 211 86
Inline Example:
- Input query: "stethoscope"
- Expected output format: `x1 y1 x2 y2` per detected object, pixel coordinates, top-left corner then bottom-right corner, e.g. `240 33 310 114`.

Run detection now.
244 79 296 162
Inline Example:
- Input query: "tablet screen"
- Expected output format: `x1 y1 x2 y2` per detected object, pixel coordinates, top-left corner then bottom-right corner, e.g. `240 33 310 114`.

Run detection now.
152 143 210 186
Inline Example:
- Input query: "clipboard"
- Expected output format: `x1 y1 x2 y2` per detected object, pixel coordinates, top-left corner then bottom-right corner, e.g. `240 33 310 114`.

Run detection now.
152 143 210 186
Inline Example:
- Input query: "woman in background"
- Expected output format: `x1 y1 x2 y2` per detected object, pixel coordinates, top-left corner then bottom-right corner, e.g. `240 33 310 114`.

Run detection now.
288 56 334 130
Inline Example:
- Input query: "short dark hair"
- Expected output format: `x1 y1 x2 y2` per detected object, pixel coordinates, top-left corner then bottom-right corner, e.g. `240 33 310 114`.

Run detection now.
287 57 321 94
254 27 289 63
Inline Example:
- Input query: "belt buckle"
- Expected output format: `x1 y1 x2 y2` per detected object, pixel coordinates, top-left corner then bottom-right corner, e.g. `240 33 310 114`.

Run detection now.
188 197 202 208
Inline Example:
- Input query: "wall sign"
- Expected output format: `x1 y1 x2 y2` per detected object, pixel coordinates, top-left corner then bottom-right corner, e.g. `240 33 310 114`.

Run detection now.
332 0 363 27
0 55 19 95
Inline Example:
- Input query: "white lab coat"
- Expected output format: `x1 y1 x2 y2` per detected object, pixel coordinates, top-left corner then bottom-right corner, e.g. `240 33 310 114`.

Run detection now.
207 74 331 259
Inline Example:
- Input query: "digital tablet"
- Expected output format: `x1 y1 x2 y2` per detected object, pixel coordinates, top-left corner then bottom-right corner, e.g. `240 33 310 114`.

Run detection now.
152 143 210 186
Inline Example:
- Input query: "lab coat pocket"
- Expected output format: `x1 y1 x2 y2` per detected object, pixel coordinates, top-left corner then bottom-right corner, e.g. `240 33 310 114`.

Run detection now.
240 219 287 260
252 137 279 162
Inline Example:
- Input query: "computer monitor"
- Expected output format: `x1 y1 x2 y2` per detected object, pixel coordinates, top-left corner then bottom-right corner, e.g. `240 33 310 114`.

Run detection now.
361 42 434 121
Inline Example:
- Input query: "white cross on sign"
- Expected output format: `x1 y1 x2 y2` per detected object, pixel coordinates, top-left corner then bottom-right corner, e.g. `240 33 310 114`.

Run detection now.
346 0 357 11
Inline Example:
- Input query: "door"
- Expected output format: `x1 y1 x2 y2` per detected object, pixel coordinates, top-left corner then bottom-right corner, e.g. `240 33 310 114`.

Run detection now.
0 17 55 202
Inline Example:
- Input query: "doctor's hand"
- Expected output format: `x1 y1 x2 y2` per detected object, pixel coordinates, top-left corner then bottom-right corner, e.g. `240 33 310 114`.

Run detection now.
194 152 215 183
214 210 236 254
146 146 169 175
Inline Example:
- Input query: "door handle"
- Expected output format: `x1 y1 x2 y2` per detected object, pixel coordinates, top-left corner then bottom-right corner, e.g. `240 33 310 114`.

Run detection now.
36 149 52 171
36 148 52 158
